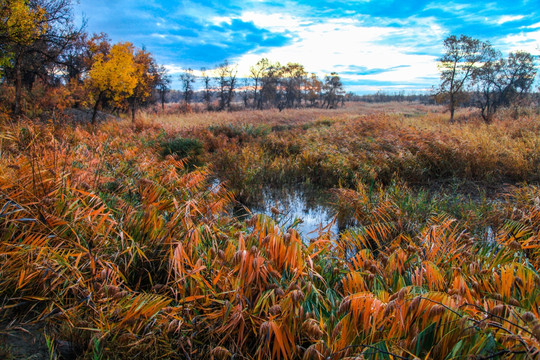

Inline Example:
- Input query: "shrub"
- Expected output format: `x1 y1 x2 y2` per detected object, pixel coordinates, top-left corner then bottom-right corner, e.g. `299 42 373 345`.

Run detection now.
160 137 204 167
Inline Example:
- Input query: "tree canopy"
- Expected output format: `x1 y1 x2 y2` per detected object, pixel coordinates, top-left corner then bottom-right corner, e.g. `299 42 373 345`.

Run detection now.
437 34 538 122
87 42 138 123
437 35 491 121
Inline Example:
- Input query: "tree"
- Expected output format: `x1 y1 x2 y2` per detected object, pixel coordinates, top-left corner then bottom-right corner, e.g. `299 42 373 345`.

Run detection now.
240 78 250 108
127 48 158 122
322 72 344 109
1 0 81 115
474 50 537 122
249 58 269 109
304 73 322 106
0 0 47 54
86 42 137 124
179 68 195 104
215 61 237 111
200 67 212 109
258 60 281 110
1 0 47 114
62 32 111 85
154 65 170 111
437 35 491 122
280 62 306 108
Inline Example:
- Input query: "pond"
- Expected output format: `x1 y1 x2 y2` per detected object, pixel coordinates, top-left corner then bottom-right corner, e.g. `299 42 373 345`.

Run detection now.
234 186 343 239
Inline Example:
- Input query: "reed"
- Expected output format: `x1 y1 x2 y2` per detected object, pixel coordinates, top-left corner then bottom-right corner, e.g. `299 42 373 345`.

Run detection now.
0 104 539 359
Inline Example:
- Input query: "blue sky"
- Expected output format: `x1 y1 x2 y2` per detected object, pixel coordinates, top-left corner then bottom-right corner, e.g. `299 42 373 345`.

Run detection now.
75 0 540 93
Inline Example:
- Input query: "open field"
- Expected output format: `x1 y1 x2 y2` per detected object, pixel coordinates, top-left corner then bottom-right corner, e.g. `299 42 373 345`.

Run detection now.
1 103 540 359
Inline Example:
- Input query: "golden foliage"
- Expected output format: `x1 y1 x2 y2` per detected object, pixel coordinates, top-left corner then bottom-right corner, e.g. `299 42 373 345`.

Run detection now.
88 42 138 103
1 0 47 46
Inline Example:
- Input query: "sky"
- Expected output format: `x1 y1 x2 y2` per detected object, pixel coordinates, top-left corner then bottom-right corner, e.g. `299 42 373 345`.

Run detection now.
74 0 540 94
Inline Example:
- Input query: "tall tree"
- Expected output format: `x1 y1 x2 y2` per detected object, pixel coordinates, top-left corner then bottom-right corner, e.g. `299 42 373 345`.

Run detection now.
127 48 158 122
474 50 537 122
258 60 281 110
62 32 111 85
281 62 307 108
154 65 170 111
216 61 237 111
240 78 250 108
179 68 195 104
1 0 82 116
304 73 322 107
437 35 491 122
249 58 269 109
0 0 47 61
86 42 137 124
322 72 344 109
200 67 213 109
1 0 47 114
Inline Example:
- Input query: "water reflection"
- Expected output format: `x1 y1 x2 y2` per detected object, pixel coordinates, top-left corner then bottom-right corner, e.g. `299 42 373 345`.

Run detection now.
235 186 341 239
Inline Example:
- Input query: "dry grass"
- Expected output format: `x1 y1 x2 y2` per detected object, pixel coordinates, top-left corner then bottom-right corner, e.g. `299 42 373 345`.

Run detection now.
137 102 441 131
182 105 539 202
0 104 539 359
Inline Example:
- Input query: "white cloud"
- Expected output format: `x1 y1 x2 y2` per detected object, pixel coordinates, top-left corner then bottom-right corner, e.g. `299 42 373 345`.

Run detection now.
230 12 443 91
164 65 210 78
211 16 233 25
423 2 472 14
240 11 308 30
523 22 540 29
163 64 184 74
496 15 525 25
496 30 540 55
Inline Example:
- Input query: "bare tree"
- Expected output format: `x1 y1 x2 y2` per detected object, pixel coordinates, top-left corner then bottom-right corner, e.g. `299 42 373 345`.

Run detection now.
437 35 491 122
200 67 213 109
474 50 537 122
154 65 170 111
249 58 269 109
241 78 250 108
215 61 237 111
179 68 195 104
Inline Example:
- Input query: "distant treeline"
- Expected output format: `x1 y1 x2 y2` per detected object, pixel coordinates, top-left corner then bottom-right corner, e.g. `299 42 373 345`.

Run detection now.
170 60 346 112
346 91 437 104
344 91 540 109
165 89 439 106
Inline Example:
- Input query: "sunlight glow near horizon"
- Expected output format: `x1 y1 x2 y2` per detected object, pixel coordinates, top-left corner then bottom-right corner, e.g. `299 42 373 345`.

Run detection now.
75 0 540 94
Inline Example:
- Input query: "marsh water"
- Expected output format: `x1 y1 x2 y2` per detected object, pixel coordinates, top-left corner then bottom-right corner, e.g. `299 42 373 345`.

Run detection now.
235 186 343 239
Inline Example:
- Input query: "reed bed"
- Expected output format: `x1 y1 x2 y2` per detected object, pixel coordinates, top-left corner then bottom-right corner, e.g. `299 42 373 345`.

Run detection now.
0 105 539 359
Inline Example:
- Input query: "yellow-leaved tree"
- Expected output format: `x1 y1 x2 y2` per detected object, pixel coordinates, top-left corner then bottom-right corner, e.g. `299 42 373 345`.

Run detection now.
127 48 158 123
87 42 138 124
0 0 47 45
0 0 48 114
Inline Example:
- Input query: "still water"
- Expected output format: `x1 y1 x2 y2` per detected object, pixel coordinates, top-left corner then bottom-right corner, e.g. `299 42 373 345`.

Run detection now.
236 187 341 239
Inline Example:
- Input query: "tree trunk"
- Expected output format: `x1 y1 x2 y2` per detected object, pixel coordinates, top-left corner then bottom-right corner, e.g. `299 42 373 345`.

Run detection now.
91 92 103 125
13 53 23 116
131 102 136 123
449 92 455 122
252 80 258 109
